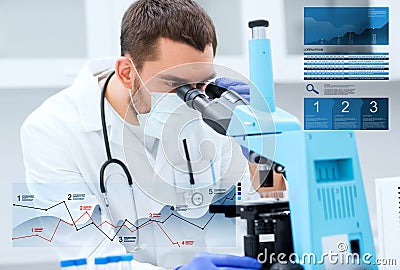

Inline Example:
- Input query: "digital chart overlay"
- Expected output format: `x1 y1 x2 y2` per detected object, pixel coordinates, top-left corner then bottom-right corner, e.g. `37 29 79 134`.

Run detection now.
304 7 389 46
12 183 238 248
303 7 389 80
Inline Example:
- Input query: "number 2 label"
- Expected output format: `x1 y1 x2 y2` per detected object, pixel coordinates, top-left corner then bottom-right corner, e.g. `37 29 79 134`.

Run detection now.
342 101 350 113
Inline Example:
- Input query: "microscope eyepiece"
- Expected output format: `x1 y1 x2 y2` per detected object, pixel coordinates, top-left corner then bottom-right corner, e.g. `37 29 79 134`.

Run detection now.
176 84 207 102
205 83 227 99
176 84 196 102
176 84 209 110
176 82 249 136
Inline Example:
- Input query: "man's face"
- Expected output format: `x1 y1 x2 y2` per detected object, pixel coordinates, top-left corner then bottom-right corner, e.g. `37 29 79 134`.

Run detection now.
131 37 215 114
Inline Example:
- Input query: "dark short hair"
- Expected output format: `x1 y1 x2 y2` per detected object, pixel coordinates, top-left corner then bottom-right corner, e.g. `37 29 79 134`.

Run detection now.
120 0 217 70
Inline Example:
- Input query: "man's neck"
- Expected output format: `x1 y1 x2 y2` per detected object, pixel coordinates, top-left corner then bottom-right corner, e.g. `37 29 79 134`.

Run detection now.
101 75 139 125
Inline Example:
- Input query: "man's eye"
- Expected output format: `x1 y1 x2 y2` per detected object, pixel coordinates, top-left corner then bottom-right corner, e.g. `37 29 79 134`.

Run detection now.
166 81 182 88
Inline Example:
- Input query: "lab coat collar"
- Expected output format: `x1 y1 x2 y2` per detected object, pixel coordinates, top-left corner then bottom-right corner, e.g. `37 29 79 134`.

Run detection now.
72 58 115 133
71 58 155 149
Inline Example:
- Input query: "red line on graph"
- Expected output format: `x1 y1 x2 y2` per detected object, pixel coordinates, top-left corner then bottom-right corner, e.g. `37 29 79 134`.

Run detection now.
49 219 62 242
12 211 180 247
12 193 231 246
155 222 181 248
128 220 154 233
11 234 38 240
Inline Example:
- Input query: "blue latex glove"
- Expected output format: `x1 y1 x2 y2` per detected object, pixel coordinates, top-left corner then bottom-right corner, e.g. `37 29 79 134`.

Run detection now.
176 252 262 270
215 77 250 102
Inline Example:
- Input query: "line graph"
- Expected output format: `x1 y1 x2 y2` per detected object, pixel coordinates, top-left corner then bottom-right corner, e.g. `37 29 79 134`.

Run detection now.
12 189 235 247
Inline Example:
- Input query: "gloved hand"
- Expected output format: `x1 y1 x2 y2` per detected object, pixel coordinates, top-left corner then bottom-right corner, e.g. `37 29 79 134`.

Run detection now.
176 252 262 270
215 77 250 102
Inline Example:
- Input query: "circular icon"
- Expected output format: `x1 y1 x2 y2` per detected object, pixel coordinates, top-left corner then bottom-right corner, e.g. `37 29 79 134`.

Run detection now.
191 192 204 206
306 83 320 94
337 242 348 252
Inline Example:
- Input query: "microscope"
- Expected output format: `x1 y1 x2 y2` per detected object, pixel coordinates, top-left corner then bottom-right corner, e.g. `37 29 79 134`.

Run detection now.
177 20 377 270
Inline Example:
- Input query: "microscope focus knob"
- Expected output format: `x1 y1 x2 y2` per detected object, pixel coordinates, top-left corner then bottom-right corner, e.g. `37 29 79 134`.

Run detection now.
248 20 269 42
248 19 269 29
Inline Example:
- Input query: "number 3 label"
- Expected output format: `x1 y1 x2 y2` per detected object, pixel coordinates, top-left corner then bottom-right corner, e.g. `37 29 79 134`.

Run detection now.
370 100 378 113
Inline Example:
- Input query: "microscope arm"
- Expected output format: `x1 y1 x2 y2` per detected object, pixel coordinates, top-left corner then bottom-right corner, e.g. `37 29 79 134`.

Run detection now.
176 18 377 270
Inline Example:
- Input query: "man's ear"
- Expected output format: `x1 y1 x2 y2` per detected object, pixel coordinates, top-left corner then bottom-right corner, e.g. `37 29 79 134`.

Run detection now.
115 57 133 89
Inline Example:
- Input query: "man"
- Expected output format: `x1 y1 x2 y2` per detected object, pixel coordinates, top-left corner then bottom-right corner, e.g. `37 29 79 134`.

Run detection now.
21 0 264 269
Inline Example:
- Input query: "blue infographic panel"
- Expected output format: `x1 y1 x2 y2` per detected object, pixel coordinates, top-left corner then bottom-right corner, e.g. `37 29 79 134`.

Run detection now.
304 7 389 45
304 52 390 80
304 98 388 130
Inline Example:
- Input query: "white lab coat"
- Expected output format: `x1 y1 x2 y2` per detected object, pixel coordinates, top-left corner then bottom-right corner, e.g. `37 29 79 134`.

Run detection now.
20 59 257 269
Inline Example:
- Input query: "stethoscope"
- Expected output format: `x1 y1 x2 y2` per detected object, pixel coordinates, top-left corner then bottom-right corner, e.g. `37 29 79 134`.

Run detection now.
99 70 139 250
99 70 133 207
99 70 214 223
